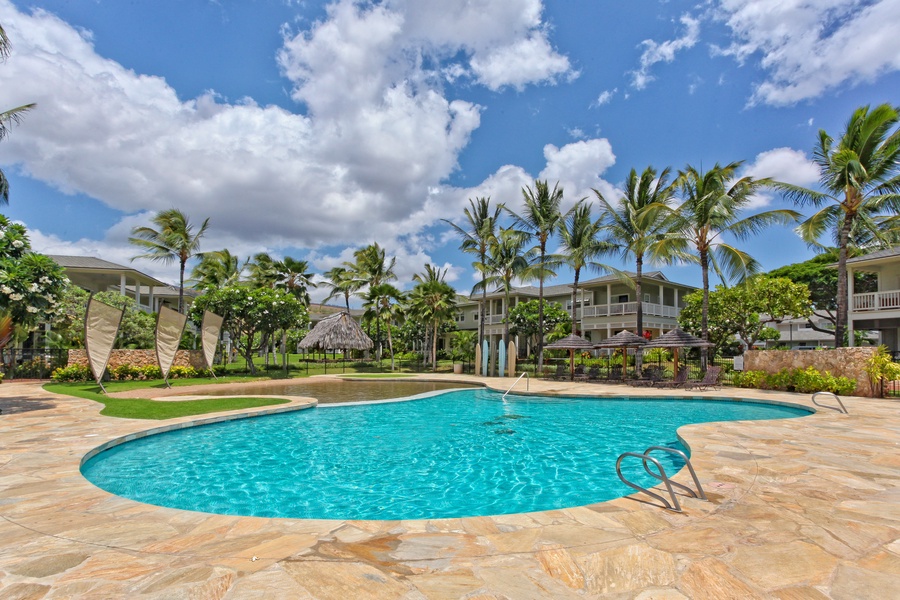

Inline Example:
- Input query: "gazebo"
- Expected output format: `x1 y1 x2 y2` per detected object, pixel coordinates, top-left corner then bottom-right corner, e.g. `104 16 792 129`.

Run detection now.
643 328 713 378
594 330 647 381
544 334 595 380
298 312 373 373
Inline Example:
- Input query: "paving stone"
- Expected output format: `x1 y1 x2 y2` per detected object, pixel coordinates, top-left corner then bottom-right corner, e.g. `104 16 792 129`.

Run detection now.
730 541 838 588
405 569 484 599
282 560 411 600
578 543 676 595
829 564 900 600
535 544 584 589
633 588 689 600
678 557 765 600
7 553 90 578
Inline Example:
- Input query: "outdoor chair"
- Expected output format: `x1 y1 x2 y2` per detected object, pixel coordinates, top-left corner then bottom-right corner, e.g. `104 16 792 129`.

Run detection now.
684 366 722 392
573 364 586 379
653 367 689 389
551 363 566 380
628 365 662 387
586 366 601 381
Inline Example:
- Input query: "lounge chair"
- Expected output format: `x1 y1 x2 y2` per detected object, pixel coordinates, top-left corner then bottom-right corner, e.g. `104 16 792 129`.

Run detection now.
573 364 586 380
550 364 566 380
586 366 601 381
653 367 689 389
628 365 663 387
684 366 722 391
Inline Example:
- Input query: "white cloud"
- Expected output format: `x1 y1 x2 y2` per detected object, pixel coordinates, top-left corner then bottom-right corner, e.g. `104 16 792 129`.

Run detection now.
539 139 617 205
741 147 819 208
630 14 700 90
595 88 616 106
712 0 900 105
469 32 574 91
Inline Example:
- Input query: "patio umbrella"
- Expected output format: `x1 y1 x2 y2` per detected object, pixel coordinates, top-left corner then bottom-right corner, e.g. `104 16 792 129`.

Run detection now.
298 312 373 373
594 330 647 381
544 334 595 380
643 328 713 377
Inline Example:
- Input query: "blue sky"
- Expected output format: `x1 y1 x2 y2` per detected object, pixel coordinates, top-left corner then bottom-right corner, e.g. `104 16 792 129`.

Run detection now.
1 0 899 300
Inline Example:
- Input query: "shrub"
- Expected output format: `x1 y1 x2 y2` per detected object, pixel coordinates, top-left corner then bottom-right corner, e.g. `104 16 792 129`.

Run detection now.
51 364 92 383
169 365 198 379
14 357 56 378
733 366 857 395
732 370 765 388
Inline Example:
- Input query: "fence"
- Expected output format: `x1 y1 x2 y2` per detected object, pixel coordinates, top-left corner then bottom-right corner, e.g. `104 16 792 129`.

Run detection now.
0 348 69 380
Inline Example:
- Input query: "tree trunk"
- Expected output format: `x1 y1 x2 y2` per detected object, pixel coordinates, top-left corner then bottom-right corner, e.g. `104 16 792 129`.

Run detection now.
537 246 545 371
178 261 186 314
700 250 709 370
635 253 644 374
571 269 581 335
835 213 854 347
432 321 438 372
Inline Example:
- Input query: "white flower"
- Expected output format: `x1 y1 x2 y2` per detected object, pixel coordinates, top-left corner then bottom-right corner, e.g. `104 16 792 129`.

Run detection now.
1 286 12 294
26 306 38 313
11 240 24 248
39 276 51 284
9 293 23 301
29 283 40 292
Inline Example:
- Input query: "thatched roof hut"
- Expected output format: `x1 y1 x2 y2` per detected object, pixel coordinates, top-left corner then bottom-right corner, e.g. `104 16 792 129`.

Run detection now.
298 312 373 351
644 328 712 375
544 334 595 380
594 330 647 348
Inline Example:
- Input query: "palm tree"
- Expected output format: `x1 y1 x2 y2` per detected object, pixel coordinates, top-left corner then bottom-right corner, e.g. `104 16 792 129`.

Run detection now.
474 228 535 344
129 208 210 313
321 266 358 311
553 201 615 336
363 282 403 369
408 265 457 371
189 249 243 290
779 104 900 346
664 162 799 362
274 256 317 306
595 166 675 337
247 252 279 288
508 181 564 370
347 243 397 348
442 197 503 349
1 24 35 204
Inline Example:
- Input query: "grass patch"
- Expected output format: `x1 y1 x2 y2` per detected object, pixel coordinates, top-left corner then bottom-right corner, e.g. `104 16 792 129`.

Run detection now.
340 373 417 378
44 382 290 420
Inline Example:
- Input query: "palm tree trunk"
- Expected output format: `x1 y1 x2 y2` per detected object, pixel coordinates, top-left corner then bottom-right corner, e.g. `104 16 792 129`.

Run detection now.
503 290 511 344
178 260 186 314
432 321 438 372
571 269 581 335
836 214 854 347
537 247 545 371
700 250 709 370
635 254 644 374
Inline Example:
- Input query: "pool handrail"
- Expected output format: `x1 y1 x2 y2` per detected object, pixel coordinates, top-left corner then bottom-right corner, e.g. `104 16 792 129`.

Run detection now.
616 452 682 512
811 391 848 414
641 446 707 501
502 372 529 399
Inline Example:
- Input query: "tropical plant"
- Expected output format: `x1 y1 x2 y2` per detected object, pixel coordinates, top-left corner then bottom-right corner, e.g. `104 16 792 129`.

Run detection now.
474 228 535 343
247 252 280 288
507 299 571 357
552 201 616 336
450 329 477 363
320 266 359 311
595 165 675 337
0 23 35 204
507 181 564 370
442 197 503 346
363 282 403 369
129 209 209 314
274 256 317 305
661 162 799 364
350 242 397 290
778 104 900 347
188 249 244 290
407 265 458 371
863 345 900 397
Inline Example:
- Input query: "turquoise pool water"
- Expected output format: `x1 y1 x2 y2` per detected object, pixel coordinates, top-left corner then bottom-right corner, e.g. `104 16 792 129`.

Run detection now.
81 389 809 520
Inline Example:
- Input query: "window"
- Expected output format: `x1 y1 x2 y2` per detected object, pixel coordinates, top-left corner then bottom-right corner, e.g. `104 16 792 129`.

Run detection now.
644 293 650 302
455 313 465 323
617 294 629 303
471 311 479 321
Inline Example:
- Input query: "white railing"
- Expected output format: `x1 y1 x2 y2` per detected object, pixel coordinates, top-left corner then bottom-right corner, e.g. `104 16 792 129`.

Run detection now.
853 290 900 312
581 302 680 318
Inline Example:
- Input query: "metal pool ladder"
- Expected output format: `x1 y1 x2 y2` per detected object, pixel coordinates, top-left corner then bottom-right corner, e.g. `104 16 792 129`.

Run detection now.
502 372 529 399
616 446 708 512
811 391 848 414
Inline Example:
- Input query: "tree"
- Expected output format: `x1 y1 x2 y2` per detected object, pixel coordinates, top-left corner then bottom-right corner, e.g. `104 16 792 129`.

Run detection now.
189 249 244 290
0 24 35 204
474 228 535 343
347 243 396 348
363 282 403 369
662 162 799 365
679 276 812 352
508 181 564 371
50 287 156 349
596 166 675 337
274 256 317 306
442 197 503 348
0 215 67 328
778 104 900 347
129 209 209 314
507 299 571 356
767 250 876 336
407 265 457 371
190 285 308 375
247 252 279 288
321 266 358 311
552 201 615 336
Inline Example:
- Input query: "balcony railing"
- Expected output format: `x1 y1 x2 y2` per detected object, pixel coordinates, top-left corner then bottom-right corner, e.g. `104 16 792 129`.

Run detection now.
581 302 680 319
853 290 900 312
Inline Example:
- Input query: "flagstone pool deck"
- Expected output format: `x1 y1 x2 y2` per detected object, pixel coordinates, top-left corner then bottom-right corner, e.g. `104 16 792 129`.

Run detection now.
0 377 898 599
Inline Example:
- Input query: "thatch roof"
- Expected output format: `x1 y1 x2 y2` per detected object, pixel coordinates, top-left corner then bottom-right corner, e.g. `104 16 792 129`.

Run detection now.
594 330 647 348
298 312 373 350
544 334 595 350
644 328 712 348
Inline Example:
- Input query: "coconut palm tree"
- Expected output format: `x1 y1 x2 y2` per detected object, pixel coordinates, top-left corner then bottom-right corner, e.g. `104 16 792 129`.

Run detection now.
129 209 210 313
321 266 358 311
553 201 616 336
595 166 675 338
363 282 403 369
0 24 35 204
441 197 503 347
408 265 457 371
778 104 900 346
350 242 397 290
275 256 317 306
663 162 799 362
247 252 279 288
474 228 536 344
507 181 564 370
189 249 244 290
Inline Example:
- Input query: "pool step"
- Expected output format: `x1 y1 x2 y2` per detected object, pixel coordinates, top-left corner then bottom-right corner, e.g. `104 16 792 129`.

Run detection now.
616 446 707 512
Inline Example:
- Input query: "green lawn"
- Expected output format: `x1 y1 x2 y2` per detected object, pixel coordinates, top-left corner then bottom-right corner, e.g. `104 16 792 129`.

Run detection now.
44 381 290 420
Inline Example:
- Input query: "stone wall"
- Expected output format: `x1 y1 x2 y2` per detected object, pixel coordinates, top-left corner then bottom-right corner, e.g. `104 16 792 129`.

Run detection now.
744 347 875 397
67 349 206 370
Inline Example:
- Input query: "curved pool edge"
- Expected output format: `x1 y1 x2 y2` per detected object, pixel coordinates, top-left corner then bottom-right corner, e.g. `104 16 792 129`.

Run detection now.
3 379 895 598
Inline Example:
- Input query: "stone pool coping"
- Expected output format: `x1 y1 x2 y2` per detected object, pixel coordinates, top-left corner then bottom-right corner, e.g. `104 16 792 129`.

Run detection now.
0 376 898 598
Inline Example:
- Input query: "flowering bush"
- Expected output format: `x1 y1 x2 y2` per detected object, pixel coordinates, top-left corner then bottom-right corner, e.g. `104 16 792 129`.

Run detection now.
51 364 92 382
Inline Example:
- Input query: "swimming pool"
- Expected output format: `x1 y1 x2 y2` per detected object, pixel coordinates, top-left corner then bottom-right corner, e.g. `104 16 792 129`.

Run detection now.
81 389 810 520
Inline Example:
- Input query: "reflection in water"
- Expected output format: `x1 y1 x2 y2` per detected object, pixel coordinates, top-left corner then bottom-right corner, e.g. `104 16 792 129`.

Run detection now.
202 379 478 404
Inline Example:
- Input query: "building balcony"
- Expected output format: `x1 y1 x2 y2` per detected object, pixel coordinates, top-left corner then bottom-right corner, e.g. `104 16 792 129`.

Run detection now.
852 290 900 312
581 302 680 319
